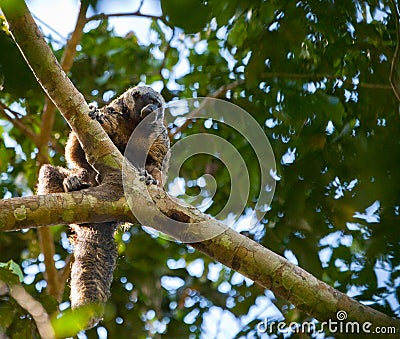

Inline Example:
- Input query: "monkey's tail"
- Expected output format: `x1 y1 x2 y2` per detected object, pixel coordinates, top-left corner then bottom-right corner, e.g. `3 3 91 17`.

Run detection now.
70 222 118 328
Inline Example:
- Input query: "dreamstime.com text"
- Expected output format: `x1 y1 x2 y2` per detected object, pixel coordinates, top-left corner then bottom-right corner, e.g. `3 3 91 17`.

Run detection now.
257 311 397 335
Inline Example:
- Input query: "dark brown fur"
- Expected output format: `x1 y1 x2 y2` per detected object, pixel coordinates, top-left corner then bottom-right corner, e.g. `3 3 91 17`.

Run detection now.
37 86 169 326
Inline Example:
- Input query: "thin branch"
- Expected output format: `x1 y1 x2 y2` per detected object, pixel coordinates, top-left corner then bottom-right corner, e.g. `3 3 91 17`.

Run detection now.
0 102 39 142
59 1 88 73
37 227 61 301
31 12 66 43
137 0 145 13
1 282 56 339
59 254 73 288
0 102 63 154
146 30 176 79
211 79 245 97
86 11 163 24
158 33 175 78
0 101 24 118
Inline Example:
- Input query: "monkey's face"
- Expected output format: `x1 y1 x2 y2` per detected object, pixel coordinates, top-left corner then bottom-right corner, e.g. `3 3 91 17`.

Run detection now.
128 86 165 123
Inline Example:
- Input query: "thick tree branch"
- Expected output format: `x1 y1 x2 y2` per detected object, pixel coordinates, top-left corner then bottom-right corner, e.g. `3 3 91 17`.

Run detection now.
0 184 132 231
35 0 89 302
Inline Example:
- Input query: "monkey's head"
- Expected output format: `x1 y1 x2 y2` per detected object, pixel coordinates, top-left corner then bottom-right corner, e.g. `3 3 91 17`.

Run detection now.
124 86 165 124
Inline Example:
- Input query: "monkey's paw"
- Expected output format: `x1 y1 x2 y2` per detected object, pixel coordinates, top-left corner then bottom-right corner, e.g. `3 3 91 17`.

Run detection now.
88 104 105 124
140 103 161 119
139 169 158 186
63 175 91 192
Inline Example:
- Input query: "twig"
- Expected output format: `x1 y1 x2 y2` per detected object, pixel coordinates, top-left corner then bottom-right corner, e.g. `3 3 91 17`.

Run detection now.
211 79 245 97
59 254 74 288
0 101 24 118
0 102 63 154
37 227 62 301
60 1 88 73
86 11 164 24
137 0 145 13
31 12 66 43
0 102 39 142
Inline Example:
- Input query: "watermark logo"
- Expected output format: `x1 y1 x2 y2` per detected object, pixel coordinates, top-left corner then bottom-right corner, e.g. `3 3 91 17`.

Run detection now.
256 310 397 335
336 310 347 321
122 97 277 243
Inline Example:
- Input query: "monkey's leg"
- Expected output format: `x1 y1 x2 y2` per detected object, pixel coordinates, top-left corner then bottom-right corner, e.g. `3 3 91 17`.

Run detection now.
37 164 69 194
38 164 92 194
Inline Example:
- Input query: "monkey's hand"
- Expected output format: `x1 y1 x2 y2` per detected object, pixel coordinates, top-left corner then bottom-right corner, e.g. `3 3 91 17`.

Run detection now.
88 104 105 124
139 168 158 186
63 175 91 192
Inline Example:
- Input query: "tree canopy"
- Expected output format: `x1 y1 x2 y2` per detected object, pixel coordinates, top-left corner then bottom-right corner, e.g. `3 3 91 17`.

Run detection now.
0 0 399 338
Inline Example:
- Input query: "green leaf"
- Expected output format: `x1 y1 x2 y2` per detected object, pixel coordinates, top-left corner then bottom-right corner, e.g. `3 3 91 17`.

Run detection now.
0 260 23 284
51 304 104 338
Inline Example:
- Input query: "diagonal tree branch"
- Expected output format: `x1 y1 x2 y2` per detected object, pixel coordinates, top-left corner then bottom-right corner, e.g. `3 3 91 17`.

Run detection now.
2 282 55 339
35 0 89 303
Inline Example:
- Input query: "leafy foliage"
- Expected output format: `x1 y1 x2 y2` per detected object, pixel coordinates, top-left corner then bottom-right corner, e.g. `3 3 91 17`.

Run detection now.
0 0 399 338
